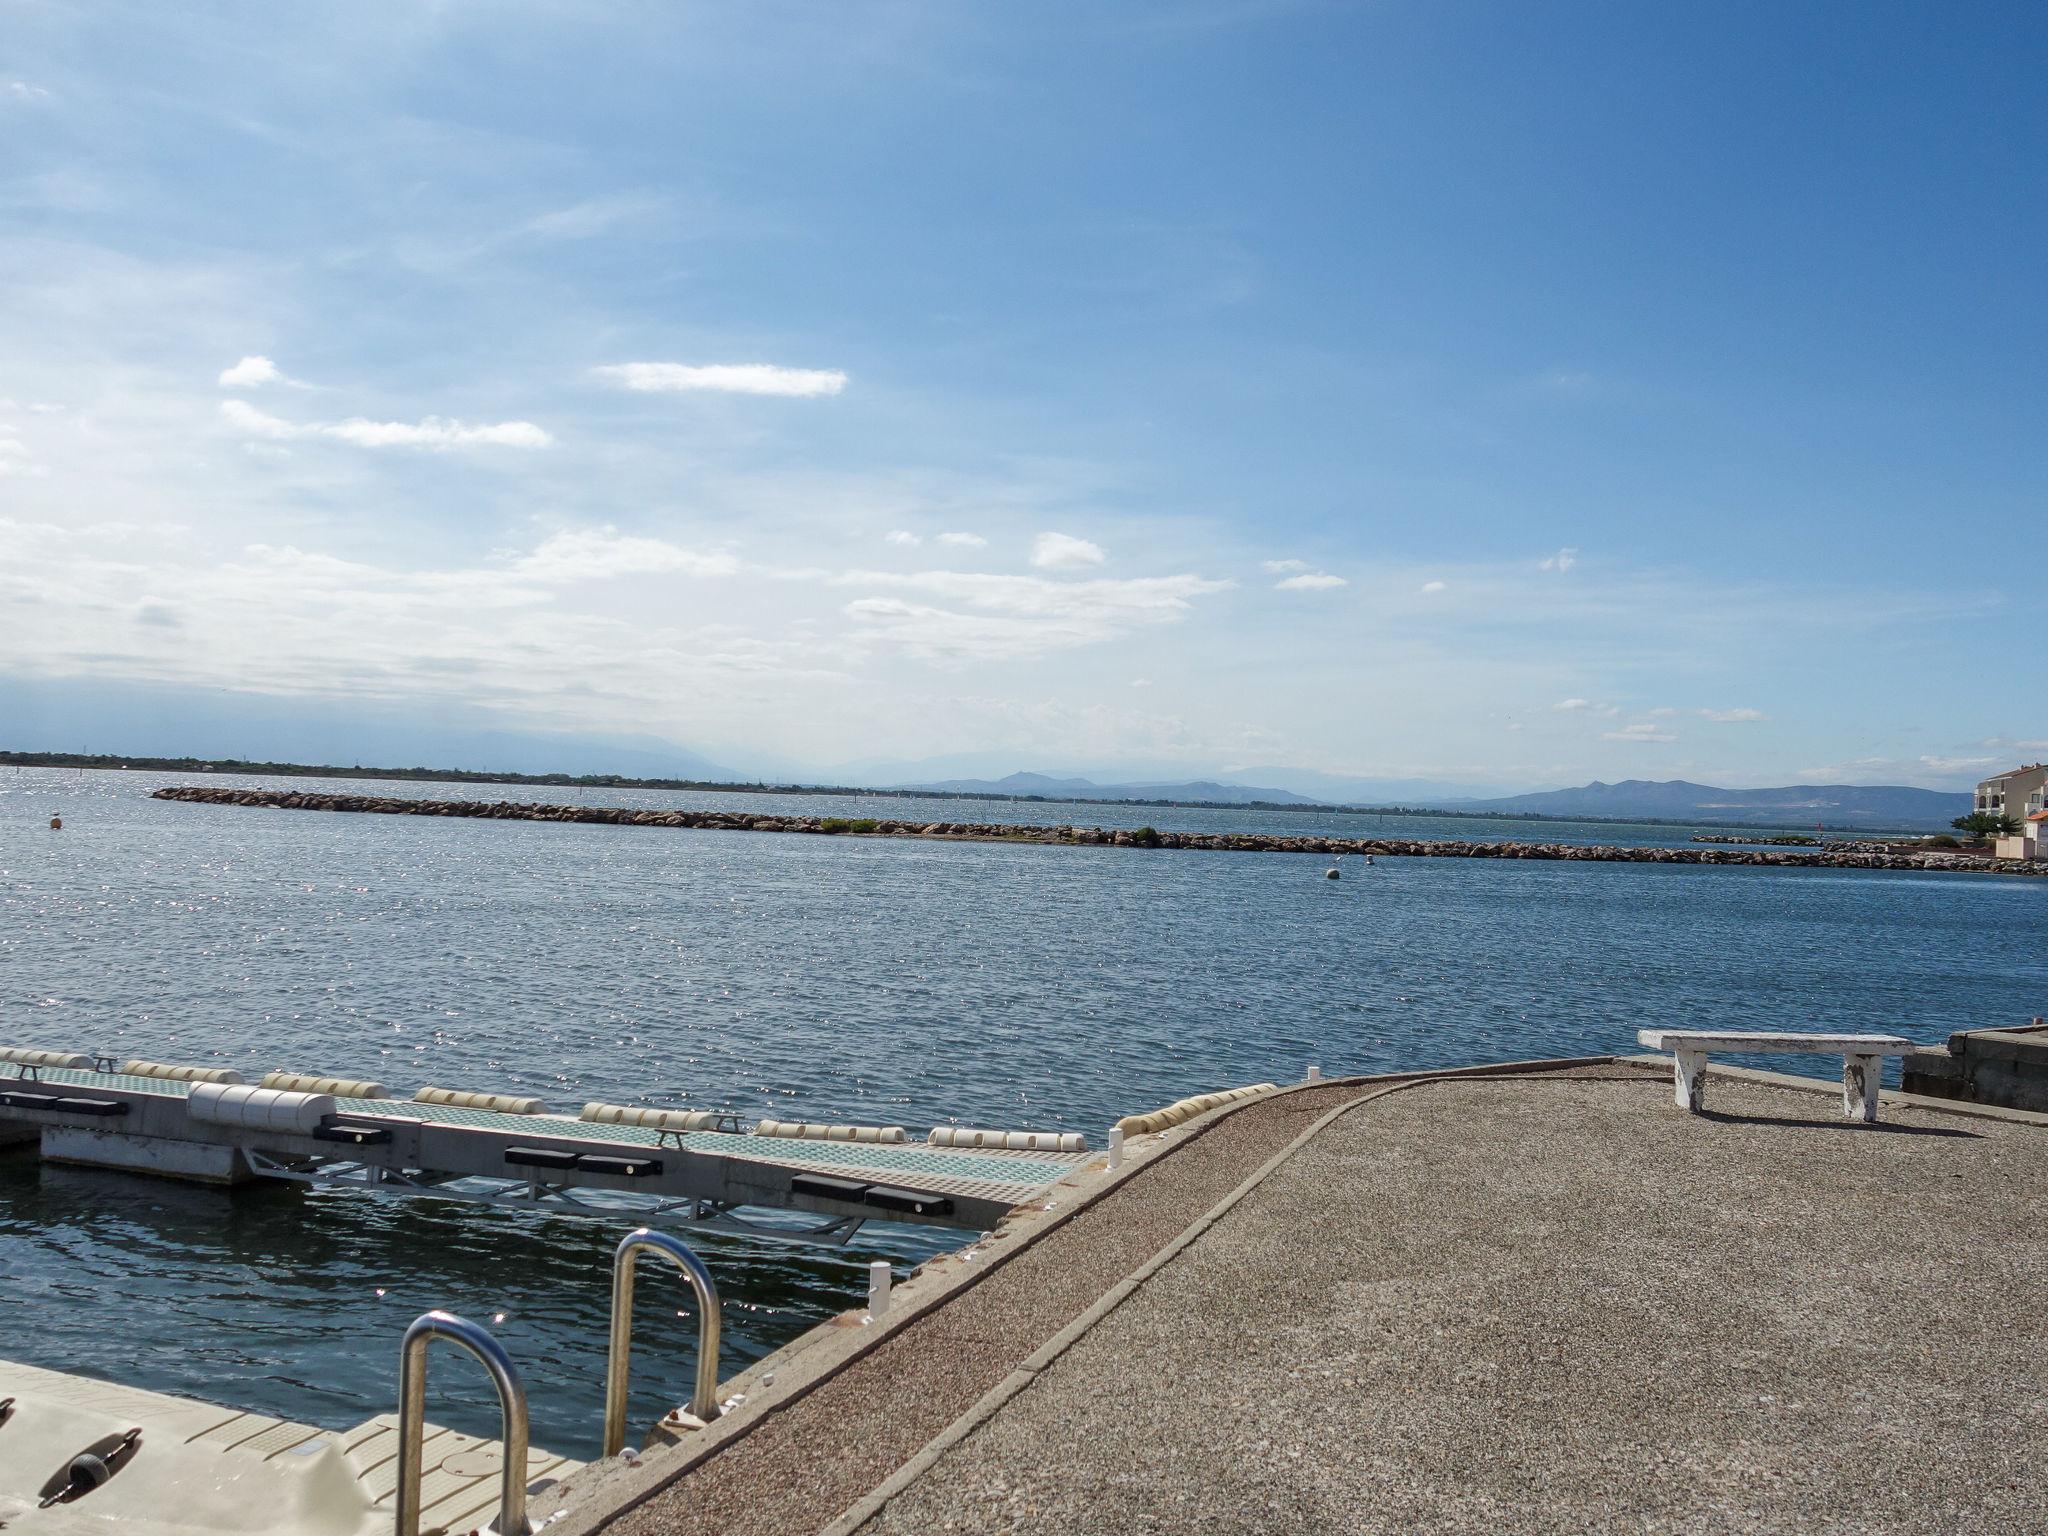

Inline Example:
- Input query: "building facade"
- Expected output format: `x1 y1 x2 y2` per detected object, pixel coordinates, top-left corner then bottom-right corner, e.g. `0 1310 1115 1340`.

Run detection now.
1975 764 2048 819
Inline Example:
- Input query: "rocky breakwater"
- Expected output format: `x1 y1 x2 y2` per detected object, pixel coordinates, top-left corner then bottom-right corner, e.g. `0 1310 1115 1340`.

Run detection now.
149 786 2048 875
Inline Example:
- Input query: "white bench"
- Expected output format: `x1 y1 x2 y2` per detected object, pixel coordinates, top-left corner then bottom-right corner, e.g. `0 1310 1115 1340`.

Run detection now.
1636 1029 1914 1122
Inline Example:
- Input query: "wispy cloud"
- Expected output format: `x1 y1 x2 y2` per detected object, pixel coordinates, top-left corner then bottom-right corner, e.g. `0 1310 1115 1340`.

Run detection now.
1538 547 1578 572
1699 707 1765 723
507 529 739 582
1602 722 1677 744
218 355 305 389
220 399 551 450
1419 579 1447 594
838 567 1230 661
1262 558 1309 574
1276 572 1346 591
520 194 664 242
1031 531 1105 570
0 437 49 478
4 81 51 103
937 531 986 548
591 362 848 397
884 530 921 547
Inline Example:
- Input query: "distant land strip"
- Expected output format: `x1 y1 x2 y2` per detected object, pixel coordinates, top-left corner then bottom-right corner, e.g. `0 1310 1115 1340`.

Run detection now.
149 787 2042 876
3 751 1923 834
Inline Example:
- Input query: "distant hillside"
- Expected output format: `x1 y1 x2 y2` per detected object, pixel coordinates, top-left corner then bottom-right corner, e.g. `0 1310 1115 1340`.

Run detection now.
904 770 1324 806
1438 779 1969 830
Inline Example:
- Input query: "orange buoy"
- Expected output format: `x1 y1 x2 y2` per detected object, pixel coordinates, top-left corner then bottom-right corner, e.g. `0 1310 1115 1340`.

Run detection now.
49 815 62 830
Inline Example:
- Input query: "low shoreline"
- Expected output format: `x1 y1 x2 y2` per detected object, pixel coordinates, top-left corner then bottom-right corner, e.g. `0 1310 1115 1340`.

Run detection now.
150 786 2043 876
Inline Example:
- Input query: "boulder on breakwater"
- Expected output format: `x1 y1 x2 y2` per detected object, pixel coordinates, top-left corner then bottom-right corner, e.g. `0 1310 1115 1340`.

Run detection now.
147 786 2047 876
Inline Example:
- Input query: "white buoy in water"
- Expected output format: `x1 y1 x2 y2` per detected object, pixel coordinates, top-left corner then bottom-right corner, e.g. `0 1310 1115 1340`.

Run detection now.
1324 866 1340 880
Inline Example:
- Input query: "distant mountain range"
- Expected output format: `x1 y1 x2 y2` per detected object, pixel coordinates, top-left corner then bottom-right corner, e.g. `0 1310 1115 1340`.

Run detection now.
900 771 1323 805
1439 779 1969 830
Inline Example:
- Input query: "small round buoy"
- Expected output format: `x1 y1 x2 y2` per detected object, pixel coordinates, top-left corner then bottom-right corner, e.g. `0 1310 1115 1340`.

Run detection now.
49 815 62 830
1325 866 1340 880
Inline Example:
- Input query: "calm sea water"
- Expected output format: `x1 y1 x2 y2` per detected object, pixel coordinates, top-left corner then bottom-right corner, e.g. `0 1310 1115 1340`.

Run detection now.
2 768 2042 1456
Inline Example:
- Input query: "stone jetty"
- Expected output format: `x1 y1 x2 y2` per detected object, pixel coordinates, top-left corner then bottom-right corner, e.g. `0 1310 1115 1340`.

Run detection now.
150 786 2045 876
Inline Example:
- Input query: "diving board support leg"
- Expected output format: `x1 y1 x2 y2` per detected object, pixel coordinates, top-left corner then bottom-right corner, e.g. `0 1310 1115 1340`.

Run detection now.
1672 1050 1707 1114
1843 1054 1881 1123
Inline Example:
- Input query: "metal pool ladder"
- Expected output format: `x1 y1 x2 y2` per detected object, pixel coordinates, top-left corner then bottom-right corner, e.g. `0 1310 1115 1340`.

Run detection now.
395 1309 531 1536
604 1226 723 1456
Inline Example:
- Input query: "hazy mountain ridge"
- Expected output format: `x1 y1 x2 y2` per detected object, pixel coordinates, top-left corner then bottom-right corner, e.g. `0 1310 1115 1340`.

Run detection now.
901 771 1324 805
1437 779 1969 829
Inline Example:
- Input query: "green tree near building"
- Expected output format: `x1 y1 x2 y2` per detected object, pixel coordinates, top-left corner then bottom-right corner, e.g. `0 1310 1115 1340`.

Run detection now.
1952 811 2021 841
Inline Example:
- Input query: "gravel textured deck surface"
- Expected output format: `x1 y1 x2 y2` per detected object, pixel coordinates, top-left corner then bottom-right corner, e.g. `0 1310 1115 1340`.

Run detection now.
596 1078 1384 1536
856 1072 2048 1535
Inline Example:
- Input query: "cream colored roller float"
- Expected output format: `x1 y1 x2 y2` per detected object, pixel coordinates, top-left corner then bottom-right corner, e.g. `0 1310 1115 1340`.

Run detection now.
0 1046 94 1070
261 1070 389 1098
752 1118 908 1144
580 1102 723 1133
413 1086 547 1114
1114 1082 1280 1136
928 1126 1088 1153
187 1082 336 1134
122 1059 245 1085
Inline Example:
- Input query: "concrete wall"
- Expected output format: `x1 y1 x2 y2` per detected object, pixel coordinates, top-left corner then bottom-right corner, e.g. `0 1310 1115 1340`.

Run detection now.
1903 1020 2048 1113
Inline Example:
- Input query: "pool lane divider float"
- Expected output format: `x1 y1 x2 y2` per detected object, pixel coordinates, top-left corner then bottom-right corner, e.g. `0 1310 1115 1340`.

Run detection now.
0 1048 1299 1246
147 785 2048 874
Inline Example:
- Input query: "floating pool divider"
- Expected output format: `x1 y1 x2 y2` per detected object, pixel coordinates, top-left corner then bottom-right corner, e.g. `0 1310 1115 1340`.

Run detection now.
753 1119 909 1145
260 1070 389 1098
580 1102 744 1137
928 1126 1088 1153
0 1047 92 1072
188 1082 336 1133
121 1060 244 1084
413 1086 548 1115
1114 1082 1280 1136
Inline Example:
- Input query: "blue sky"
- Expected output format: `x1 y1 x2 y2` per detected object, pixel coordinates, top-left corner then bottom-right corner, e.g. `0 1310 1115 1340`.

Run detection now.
1 1 2041 791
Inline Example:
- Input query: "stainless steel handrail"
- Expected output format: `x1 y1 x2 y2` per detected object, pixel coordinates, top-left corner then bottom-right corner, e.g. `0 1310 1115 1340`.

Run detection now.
396 1310 531 1536
603 1227 723 1456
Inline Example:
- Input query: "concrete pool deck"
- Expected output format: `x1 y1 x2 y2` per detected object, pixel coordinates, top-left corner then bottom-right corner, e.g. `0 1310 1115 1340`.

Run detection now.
561 1058 2048 1536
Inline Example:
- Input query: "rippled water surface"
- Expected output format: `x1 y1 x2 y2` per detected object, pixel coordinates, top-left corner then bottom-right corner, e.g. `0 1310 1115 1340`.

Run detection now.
2 768 2042 1455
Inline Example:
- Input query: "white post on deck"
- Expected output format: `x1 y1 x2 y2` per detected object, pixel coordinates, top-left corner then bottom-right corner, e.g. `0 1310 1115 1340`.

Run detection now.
867 1261 892 1319
1306 1064 1322 1083
1108 1126 1125 1171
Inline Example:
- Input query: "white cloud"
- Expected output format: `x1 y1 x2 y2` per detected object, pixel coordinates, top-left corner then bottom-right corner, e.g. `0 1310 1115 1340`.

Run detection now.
838 567 1230 661
937 531 987 548
1275 572 1346 591
1130 677 1153 688
1031 532 1106 570
1919 754 1999 774
1699 707 1766 723
1602 723 1677 743
220 399 552 450
507 528 740 582
591 362 848 398
1553 697 1622 717
217 355 300 389
1262 558 1310 574
1648 706 1679 718
883 530 922 547
0 438 49 478
1538 547 1578 572
1554 697 1592 711
4 82 51 103
1419 579 1447 594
